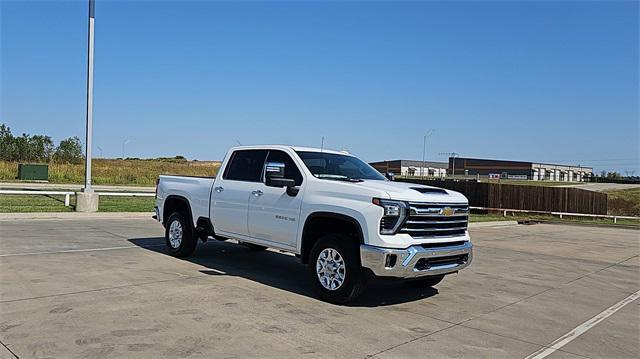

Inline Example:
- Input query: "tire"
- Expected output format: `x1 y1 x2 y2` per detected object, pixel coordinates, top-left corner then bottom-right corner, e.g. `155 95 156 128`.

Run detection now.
165 212 197 258
242 242 268 251
308 234 367 304
405 275 445 288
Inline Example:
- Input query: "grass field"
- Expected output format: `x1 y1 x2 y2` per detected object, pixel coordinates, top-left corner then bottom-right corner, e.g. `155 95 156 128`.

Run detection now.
604 187 640 216
0 194 155 213
0 159 220 186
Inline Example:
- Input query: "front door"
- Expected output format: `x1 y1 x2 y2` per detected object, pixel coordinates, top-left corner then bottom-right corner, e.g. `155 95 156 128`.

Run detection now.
248 150 305 248
210 149 268 237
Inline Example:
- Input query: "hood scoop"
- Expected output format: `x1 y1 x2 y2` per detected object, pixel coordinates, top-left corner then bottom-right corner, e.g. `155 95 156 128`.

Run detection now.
410 187 448 195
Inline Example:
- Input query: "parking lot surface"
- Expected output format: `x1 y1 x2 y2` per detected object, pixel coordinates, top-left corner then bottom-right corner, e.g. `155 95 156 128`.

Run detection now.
1 218 638 358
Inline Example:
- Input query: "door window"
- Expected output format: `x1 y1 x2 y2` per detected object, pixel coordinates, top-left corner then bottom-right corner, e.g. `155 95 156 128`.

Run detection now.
265 150 303 186
223 150 268 182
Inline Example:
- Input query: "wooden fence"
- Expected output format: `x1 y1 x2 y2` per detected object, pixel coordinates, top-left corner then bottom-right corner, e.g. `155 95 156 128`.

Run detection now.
397 179 608 215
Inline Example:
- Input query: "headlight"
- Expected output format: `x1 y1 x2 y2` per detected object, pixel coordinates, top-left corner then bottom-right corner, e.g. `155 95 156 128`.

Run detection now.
372 198 407 235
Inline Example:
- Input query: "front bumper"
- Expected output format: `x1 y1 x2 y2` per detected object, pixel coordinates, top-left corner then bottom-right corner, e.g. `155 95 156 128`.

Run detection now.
360 241 473 279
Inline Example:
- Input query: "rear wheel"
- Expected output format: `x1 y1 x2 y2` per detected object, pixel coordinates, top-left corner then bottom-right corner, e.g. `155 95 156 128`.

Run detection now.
165 212 197 257
308 234 367 304
405 275 445 288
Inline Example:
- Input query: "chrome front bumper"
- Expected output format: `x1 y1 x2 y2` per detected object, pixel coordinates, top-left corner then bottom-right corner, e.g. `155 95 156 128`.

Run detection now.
360 241 473 279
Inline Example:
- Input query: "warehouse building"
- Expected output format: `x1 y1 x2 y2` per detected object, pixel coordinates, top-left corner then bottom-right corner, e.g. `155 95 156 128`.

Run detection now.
449 157 593 182
369 160 448 178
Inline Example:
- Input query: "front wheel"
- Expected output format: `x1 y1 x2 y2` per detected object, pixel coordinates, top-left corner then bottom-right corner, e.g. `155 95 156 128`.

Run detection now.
165 212 197 258
308 234 367 304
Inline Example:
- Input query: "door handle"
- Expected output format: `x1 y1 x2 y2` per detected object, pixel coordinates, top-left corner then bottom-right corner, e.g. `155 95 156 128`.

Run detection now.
214 186 224 193
252 190 263 197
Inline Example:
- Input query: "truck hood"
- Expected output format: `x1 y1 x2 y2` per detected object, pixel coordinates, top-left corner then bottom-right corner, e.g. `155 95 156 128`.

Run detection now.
357 180 468 204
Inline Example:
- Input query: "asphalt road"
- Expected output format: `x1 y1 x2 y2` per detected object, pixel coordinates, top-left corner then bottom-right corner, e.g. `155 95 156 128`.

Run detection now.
0 219 638 358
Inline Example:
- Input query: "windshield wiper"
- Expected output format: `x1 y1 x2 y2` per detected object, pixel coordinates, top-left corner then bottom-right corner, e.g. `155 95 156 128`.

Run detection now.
314 174 363 182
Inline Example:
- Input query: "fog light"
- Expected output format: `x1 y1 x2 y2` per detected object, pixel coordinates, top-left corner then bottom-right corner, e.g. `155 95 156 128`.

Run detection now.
385 254 397 268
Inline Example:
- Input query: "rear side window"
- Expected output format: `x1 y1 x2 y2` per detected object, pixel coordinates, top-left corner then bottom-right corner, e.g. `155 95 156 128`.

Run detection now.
223 150 268 182
266 150 303 186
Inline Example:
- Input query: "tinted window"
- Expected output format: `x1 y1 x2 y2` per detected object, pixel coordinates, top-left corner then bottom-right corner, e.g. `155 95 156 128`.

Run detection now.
266 150 303 186
224 150 268 182
296 151 386 181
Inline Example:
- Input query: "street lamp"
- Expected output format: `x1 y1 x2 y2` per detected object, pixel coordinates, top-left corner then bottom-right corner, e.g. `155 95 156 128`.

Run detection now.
83 0 95 192
76 0 98 212
122 139 131 159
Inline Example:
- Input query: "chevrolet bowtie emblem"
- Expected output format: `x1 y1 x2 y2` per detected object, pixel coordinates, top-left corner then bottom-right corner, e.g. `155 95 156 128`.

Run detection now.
440 207 455 216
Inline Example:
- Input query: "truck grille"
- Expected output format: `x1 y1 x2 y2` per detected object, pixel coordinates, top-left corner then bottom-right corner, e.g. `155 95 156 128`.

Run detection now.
399 202 469 238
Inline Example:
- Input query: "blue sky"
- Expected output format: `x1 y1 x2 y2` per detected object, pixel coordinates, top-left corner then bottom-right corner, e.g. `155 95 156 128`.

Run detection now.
2 1 638 173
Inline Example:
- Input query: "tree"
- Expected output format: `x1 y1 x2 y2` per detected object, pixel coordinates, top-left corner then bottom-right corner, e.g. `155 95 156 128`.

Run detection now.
53 136 83 164
0 124 16 161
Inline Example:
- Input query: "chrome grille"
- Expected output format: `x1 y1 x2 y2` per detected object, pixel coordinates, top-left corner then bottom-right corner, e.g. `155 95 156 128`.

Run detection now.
399 202 469 238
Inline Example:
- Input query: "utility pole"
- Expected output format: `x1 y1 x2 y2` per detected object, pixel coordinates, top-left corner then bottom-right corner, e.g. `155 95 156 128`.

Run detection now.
321 136 325 152
421 130 435 179
77 0 98 212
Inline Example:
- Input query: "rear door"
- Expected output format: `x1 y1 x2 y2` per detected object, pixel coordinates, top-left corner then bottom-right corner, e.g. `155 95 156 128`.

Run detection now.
247 150 305 248
210 149 268 237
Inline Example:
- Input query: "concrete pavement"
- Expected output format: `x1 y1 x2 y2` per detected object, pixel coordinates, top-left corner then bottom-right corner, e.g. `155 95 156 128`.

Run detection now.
0 219 638 358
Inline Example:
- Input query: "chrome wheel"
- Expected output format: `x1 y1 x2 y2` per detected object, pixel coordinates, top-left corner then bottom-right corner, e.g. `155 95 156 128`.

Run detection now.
168 220 183 249
316 248 346 291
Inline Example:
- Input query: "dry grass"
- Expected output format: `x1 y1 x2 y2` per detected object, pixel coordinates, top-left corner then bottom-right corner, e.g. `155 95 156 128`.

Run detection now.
605 187 640 217
0 159 220 186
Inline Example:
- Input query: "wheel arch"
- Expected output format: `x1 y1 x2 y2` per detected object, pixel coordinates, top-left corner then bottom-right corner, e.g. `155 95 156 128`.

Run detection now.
162 195 194 230
300 212 364 264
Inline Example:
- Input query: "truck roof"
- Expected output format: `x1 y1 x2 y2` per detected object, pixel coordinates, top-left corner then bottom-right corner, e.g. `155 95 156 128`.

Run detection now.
228 145 352 156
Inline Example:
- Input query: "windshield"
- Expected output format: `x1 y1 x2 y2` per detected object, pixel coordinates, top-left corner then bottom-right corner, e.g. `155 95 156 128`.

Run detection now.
296 151 386 181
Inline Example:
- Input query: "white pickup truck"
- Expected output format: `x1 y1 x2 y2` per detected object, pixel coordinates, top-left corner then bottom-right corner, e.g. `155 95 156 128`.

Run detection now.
155 145 472 303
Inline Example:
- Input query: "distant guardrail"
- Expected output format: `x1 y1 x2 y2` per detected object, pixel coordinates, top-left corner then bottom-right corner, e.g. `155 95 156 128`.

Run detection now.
470 206 639 224
0 190 154 207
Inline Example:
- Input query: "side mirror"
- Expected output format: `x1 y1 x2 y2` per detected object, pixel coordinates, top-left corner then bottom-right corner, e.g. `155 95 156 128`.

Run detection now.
265 162 299 196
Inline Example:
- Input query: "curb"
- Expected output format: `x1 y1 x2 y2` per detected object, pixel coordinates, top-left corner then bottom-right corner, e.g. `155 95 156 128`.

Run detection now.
534 220 639 230
0 212 155 220
469 220 519 228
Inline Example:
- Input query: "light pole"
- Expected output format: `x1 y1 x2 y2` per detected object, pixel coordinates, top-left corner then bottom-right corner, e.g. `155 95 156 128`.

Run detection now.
77 0 98 212
421 130 435 179
122 139 131 159
439 152 460 179
83 0 95 193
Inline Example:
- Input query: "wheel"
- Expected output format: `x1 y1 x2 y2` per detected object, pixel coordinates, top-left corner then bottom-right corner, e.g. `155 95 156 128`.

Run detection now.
308 234 367 304
242 242 268 251
405 275 445 288
165 212 197 257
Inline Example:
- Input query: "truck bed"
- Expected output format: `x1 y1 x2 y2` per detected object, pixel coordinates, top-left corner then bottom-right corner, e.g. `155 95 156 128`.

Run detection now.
157 175 215 224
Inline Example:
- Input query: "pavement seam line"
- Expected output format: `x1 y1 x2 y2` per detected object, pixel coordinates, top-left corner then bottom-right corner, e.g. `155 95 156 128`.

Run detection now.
0 339 19 359
0 244 164 257
366 252 639 358
524 290 640 359
457 324 595 359
364 322 459 358
0 275 202 304
382 308 593 359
